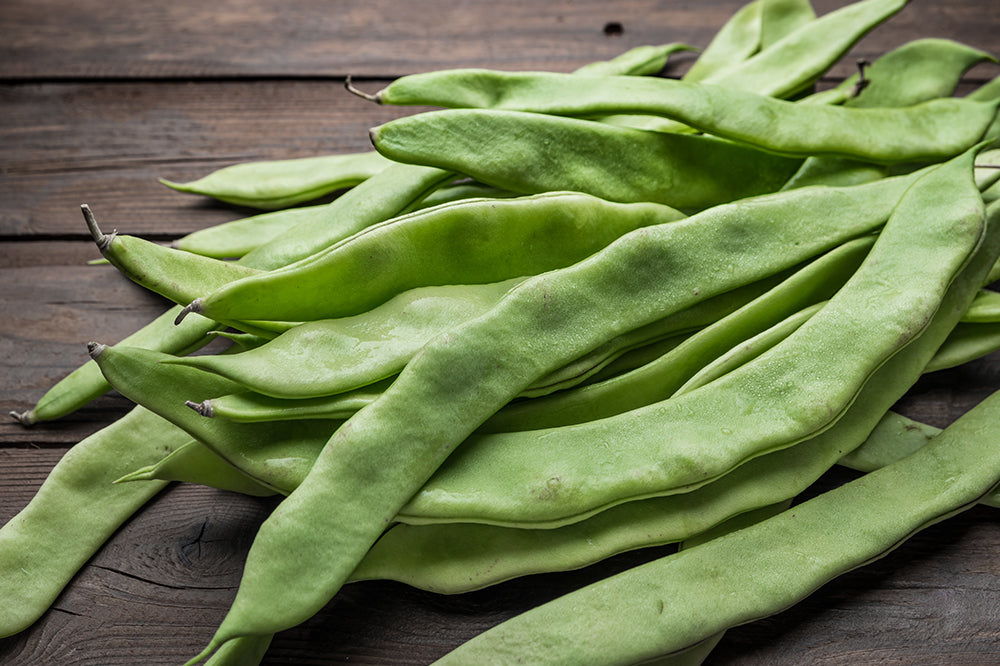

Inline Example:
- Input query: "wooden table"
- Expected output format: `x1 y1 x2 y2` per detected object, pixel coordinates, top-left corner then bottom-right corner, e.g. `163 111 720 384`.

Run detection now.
2 1 1000 663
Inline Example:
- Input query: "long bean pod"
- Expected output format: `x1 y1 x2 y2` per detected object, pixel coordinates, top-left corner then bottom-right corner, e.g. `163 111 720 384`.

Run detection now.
433 386 1000 665
161 151 394 209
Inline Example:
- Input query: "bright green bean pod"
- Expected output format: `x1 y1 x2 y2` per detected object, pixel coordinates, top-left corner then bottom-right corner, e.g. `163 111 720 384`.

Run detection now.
83 206 262 307
0 406 192 637
160 150 394 209
434 387 1000 665
698 0 908 98
483 234 875 433
185 159 973 664
681 0 762 82
370 110 802 212
572 43 696 77
372 71 999 165
115 440 277 497
674 301 824 396
90 343 342 496
179 192 685 325
173 204 327 259
169 279 526 399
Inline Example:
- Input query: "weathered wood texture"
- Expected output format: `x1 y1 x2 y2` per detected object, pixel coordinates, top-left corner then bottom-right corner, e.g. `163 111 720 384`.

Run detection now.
3 0 1000 664
1 0 995 80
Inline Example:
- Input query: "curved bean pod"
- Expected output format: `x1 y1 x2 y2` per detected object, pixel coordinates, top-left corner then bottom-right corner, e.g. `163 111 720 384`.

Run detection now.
115 439 277 497
370 110 802 212
0 406 192 637
482 234 876 433
160 150 393 209
173 204 328 259
179 192 685 325
170 280 525 399
90 343 342 496
373 71 999 165
433 387 1000 665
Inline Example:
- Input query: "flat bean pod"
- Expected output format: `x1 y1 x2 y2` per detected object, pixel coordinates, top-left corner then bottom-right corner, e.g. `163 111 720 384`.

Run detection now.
433 386 1000 665
185 163 965 662
115 439 277 497
372 70 999 165
173 204 328 259
369 110 802 212
0 406 192 637
161 150 393 209
482 234 876 433
90 343 342 496
180 192 685 325
170 280 525 399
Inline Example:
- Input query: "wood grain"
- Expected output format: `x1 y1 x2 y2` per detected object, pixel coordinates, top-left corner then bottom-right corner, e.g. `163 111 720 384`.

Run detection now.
2 1 997 80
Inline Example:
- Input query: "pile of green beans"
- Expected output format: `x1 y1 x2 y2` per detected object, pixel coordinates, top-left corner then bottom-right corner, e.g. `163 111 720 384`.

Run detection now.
6 0 1000 664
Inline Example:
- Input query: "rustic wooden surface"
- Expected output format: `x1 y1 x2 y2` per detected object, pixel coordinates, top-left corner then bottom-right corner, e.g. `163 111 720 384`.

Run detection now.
2 0 1000 664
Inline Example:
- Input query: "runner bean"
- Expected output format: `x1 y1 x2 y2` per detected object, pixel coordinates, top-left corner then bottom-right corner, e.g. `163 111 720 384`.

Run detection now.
370 110 802 212
161 150 393 209
370 70 999 164
433 387 1000 665
482 234 875 432
90 343 342 496
169 280 525 399
173 204 327 259
0 406 192 637
178 191 685 325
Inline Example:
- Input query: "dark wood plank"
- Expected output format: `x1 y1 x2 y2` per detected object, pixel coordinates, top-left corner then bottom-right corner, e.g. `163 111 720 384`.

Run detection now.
2 1 997 80
0 81 425 238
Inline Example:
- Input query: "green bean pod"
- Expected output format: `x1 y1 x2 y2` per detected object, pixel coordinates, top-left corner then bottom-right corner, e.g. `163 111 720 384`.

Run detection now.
89 343 342 496
173 204 328 259
696 0 908 98
482 234 876 433
168 279 525 399
572 43 696 77
432 386 1000 665
160 150 393 209
115 439 277 497
0 406 192 637
372 71 999 165
369 110 802 212
178 192 685 326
